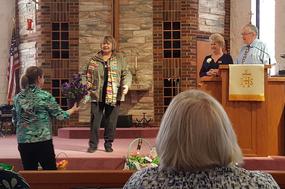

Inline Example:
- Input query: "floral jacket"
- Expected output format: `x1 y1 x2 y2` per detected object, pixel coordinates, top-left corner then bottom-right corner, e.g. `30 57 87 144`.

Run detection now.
13 85 70 143
83 51 132 106
0 169 30 189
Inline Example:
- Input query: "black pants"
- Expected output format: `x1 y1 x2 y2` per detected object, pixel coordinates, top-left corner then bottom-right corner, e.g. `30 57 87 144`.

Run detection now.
89 102 120 149
18 139 57 170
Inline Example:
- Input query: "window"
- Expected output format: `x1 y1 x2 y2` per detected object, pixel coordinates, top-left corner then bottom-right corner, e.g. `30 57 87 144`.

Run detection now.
163 22 181 58
52 23 69 59
163 78 180 111
251 0 276 63
52 79 69 110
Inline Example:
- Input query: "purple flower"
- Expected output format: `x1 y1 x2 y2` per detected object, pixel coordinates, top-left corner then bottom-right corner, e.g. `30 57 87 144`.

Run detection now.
62 73 88 102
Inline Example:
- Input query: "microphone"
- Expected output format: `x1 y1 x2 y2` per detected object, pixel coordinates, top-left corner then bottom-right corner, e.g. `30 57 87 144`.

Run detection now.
251 46 271 65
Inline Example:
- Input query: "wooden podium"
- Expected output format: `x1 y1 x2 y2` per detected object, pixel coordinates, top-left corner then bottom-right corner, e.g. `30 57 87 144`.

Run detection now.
199 65 285 156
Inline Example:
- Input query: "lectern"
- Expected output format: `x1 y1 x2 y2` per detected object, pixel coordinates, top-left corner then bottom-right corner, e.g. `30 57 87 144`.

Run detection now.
199 65 285 156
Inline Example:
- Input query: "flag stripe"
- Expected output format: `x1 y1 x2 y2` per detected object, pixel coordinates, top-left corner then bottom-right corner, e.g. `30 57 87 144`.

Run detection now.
7 28 20 103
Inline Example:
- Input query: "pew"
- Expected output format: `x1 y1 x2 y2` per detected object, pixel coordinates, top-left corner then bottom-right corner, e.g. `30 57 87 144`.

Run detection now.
19 169 285 189
19 170 134 189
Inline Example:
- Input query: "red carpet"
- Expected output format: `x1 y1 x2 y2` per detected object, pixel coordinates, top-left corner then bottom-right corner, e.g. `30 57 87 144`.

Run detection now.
0 135 156 171
58 127 159 139
1 134 285 171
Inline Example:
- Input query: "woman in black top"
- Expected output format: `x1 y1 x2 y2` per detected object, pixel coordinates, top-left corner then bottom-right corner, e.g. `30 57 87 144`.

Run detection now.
199 33 233 77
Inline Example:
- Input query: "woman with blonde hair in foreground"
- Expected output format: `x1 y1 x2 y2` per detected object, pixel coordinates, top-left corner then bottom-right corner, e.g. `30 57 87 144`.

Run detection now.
124 89 279 188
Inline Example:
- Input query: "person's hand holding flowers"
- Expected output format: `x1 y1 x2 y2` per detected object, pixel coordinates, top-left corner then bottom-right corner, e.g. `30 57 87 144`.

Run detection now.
62 74 88 108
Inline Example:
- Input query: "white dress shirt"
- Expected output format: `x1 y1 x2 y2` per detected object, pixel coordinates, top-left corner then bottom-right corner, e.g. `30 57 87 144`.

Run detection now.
236 39 270 64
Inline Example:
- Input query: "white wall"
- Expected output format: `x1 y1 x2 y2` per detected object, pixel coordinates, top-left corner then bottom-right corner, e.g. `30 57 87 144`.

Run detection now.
230 0 251 62
275 0 285 70
0 0 15 104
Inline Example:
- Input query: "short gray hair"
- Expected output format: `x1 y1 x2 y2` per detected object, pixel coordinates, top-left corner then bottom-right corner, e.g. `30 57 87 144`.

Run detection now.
243 24 258 35
209 33 225 49
156 89 243 171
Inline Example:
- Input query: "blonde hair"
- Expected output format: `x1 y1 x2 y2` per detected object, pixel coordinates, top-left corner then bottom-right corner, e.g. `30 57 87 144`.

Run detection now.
101 35 117 52
156 89 243 171
209 33 225 49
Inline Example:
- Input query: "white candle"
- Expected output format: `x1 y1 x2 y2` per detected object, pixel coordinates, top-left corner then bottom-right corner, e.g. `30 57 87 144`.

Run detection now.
135 56 138 70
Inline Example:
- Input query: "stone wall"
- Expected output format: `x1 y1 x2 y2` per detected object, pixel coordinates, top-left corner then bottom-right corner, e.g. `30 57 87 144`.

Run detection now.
79 0 154 123
79 0 113 122
199 0 225 34
79 0 112 67
119 0 154 123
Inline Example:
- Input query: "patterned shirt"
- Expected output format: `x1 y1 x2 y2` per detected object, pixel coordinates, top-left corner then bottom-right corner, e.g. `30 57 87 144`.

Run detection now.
236 39 270 64
123 166 280 189
13 85 70 143
0 169 30 189
83 51 132 106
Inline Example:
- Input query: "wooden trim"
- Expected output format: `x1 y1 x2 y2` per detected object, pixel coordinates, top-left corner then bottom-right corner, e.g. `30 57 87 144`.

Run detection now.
19 170 134 189
112 0 120 48
199 65 285 156
219 64 272 70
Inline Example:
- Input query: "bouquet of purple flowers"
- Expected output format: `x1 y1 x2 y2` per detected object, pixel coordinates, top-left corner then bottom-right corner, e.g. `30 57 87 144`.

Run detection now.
62 73 88 107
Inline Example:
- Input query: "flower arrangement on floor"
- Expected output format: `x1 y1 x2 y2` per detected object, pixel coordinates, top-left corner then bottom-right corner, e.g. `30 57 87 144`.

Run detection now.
62 73 88 107
56 152 69 170
125 138 160 171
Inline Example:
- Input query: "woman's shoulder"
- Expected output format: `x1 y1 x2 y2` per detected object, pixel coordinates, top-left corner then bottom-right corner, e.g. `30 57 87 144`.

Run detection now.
222 53 232 58
204 55 211 59
221 53 233 63
131 167 158 178
35 88 54 100
229 166 279 187
124 167 159 188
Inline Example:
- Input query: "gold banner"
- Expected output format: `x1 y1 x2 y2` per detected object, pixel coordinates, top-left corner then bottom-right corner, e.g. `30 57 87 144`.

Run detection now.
229 64 264 101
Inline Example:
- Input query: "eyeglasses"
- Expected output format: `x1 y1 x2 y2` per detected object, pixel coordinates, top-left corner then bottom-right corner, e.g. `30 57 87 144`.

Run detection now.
241 32 253 36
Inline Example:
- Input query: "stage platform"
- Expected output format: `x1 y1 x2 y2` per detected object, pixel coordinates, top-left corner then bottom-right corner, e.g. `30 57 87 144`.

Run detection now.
1 135 285 172
0 135 156 171
58 127 159 139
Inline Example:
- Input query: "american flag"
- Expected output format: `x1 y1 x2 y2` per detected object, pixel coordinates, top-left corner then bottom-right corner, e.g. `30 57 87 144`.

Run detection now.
7 28 20 104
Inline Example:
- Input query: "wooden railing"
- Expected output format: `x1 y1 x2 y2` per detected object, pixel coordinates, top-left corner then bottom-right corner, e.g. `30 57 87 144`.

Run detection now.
19 169 285 189
19 170 134 189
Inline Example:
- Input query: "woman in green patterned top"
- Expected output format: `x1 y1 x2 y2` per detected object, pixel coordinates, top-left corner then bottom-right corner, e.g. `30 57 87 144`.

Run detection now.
13 66 79 170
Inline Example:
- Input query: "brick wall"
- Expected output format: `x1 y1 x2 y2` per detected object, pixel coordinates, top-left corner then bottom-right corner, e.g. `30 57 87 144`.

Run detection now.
16 0 230 128
153 0 230 125
18 0 80 131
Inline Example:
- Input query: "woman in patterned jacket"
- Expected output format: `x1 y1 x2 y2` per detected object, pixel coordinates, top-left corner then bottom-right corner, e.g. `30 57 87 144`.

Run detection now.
13 66 79 170
124 89 279 189
84 36 132 153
